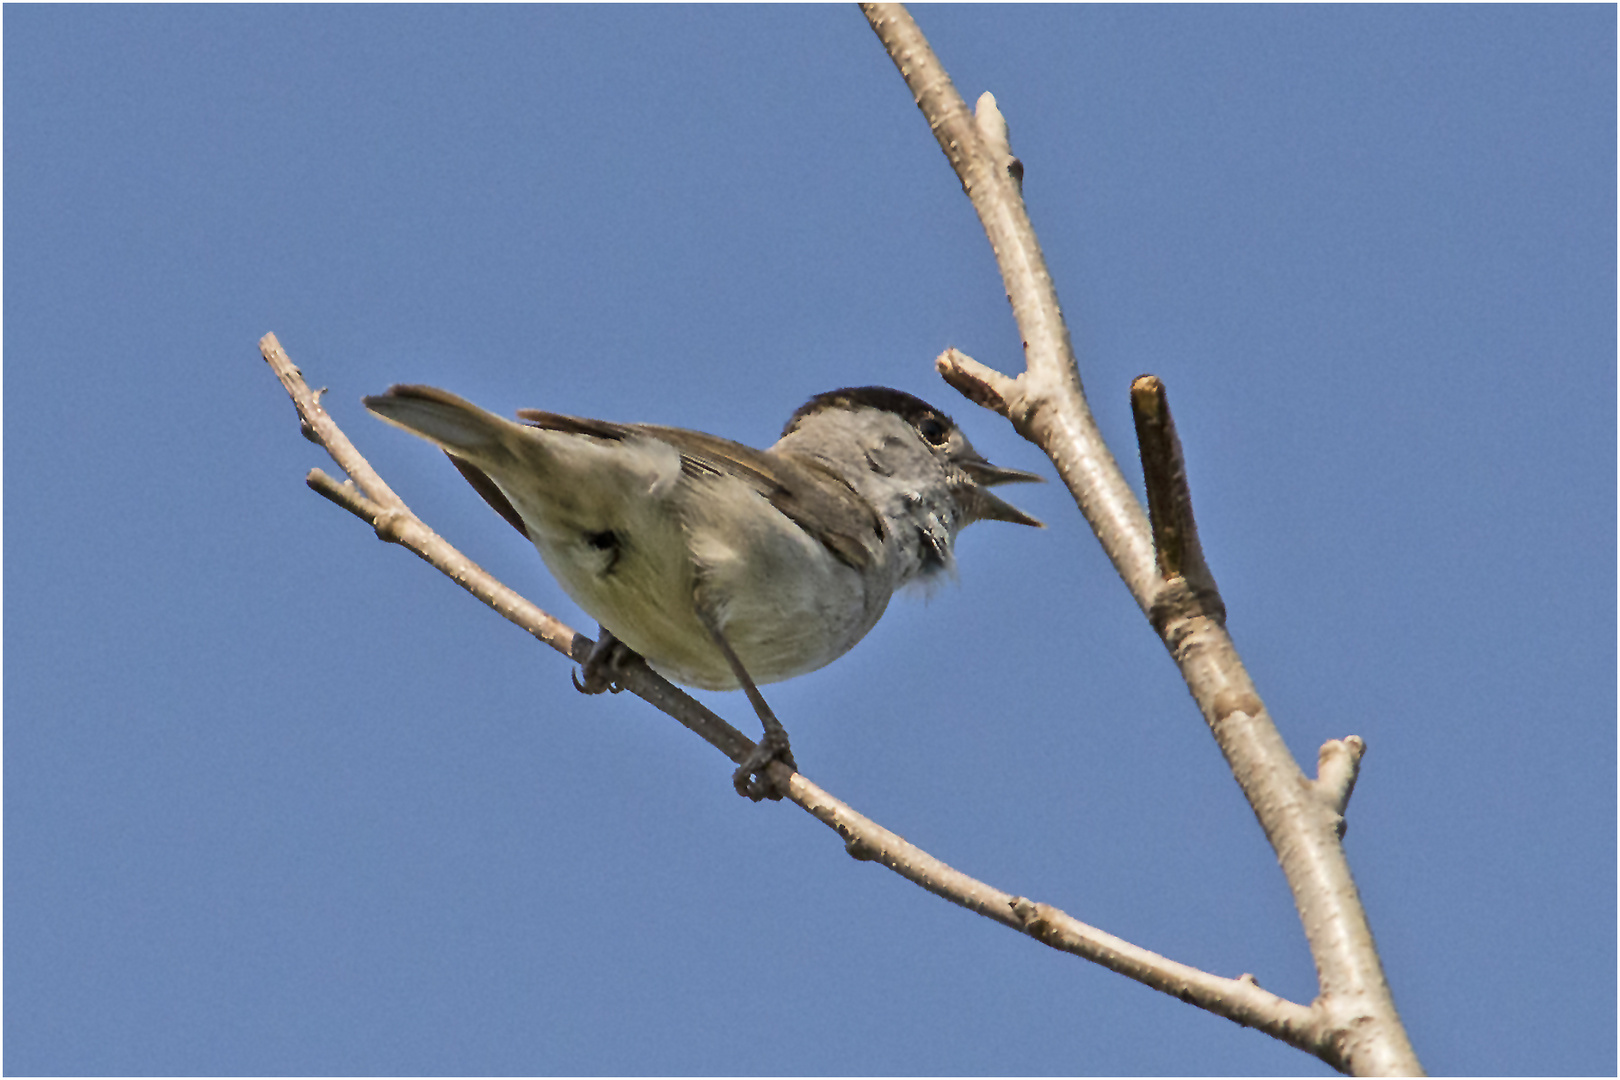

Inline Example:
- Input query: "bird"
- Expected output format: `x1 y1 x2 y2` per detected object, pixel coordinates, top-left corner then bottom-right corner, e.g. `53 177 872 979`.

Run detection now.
363 383 1042 798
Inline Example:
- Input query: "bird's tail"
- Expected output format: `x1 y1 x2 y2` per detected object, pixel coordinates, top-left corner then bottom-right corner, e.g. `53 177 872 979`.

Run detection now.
363 384 539 537
363 384 516 462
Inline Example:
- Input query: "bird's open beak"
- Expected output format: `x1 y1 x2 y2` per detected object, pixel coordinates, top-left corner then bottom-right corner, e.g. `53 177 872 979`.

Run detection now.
958 457 1045 527
959 458 1044 487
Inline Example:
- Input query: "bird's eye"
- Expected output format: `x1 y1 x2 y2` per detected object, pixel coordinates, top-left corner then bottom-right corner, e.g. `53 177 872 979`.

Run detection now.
917 416 949 446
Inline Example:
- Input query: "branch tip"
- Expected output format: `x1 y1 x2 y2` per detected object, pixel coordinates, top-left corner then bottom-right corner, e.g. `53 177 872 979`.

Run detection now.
973 92 1007 146
973 90 1023 188
1315 736 1366 821
306 468 383 522
1129 374 1166 422
936 347 1017 417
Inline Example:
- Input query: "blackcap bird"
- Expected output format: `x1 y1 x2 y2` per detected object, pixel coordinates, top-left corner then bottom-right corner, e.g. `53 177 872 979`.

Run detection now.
363 384 1041 798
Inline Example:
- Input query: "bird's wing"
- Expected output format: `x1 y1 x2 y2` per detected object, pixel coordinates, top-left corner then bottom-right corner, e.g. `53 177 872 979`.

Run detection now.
514 411 882 572
446 454 531 537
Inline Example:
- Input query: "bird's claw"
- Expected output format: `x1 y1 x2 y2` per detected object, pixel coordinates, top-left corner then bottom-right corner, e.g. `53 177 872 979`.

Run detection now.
732 731 797 802
574 627 634 695
571 668 623 695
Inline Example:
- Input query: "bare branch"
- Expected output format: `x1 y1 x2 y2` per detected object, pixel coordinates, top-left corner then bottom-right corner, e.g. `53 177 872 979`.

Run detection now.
261 331 1320 1049
262 333 407 512
861 7 1421 1074
1129 375 1218 595
307 468 382 520
860 4 1157 605
789 772 1317 1042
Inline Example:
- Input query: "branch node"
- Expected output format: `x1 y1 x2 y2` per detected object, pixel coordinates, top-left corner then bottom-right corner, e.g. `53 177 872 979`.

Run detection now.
1009 896 1053 939
1148 575 1227 638
841 826 882 862
372 508 412 546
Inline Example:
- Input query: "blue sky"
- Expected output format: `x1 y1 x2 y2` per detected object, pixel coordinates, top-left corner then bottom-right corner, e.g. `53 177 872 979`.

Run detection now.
5 5 1614 1076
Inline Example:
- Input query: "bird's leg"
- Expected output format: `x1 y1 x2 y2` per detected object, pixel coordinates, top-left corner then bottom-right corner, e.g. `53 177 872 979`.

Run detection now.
572 625 635 695
693 606 797 801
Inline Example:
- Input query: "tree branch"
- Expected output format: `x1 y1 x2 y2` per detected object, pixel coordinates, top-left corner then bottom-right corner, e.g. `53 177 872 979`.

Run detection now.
1316 736 1367 835
862 4 1157 606
1130 374 1219 599
261 330 1319 1052
862 5 1421 1075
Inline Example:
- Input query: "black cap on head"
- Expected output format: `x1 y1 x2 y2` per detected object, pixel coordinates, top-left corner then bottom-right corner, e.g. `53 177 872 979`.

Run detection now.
781 386 956 439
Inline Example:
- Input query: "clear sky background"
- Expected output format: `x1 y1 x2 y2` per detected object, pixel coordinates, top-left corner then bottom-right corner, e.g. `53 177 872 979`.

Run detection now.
5 6 1614 1076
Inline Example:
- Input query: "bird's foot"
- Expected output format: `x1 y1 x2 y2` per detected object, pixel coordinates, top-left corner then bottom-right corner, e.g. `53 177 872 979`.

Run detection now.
572 627 636 695
691 604 799 802
732 729 798 802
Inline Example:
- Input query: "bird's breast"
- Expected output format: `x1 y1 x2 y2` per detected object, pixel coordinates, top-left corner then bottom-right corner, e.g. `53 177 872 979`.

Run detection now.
673 484 891 688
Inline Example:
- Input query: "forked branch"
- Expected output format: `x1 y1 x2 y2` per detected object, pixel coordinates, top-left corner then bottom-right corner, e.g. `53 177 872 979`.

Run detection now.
862 4 1420 1074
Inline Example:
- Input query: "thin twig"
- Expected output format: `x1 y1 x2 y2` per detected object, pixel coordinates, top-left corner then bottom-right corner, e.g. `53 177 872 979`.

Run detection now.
786 772 1317 1042
260 331 1315 1049
861 6 1420 1075
307 468 382 519
1129 375 1218 596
